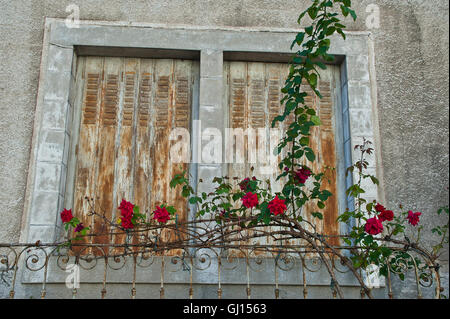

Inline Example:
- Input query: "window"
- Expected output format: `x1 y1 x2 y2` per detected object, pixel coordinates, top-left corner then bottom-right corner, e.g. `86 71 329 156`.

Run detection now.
23 21 377 288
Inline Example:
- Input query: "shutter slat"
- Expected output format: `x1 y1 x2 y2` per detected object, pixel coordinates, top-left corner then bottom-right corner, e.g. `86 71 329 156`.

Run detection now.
113 58 139 251
92 58 122 253
166 60 193 255
73 57 103 254
318 77 340 246
133 60 154 222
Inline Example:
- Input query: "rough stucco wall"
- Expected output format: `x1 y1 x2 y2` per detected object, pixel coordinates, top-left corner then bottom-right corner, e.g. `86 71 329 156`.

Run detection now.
0 0 448 297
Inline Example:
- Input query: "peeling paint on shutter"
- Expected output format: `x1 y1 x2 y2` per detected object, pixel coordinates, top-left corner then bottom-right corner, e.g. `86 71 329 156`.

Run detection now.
93 59 120 250
72 57 197 254
224 61 341 252
73 57 103 254
318 78 340 246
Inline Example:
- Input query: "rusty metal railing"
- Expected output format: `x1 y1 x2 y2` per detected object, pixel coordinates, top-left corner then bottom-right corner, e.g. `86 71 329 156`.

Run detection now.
0 216 443 299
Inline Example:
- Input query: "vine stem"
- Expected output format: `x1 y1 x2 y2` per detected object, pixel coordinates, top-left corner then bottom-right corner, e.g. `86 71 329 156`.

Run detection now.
281 216 373 298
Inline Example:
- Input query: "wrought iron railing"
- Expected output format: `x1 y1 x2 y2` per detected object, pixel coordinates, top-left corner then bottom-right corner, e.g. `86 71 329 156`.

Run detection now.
0 216 443 299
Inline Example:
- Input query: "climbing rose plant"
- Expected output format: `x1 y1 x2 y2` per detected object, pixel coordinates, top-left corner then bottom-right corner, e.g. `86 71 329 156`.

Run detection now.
153 206 171 224
60 208 89 237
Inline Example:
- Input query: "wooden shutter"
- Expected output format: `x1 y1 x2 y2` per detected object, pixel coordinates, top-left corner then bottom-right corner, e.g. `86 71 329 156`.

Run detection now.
71 57 198 253
224 61 341 246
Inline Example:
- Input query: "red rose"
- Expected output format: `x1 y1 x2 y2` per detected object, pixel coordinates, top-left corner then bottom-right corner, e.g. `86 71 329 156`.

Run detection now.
121 217 134 229
239 177 257 192
74 223 85 233
407 210 421 226
118 199 135 229
268 196 287 216
60 208 73 223
239 178 251 191
375 203 385 213
364 217 383 235
242 192 259 209
119 199 134 217
153 206 171 224
294 168 312 185
378 209 394 222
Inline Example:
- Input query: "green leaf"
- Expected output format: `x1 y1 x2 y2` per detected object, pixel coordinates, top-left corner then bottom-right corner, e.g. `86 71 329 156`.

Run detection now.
336 28 346 40
298 10 308 23
182 185 195 197
307 7 318 19
311 115 322 125
346 165 354 176
338 212 350 223
381 247 392 258
291 32 305 49
315 61 327 70
308 73 318 87
311 212 323 220
326 26 336 36
197 209 206 217
343 238 352 245
69 218 80 228
272 115 285 128
317 201 325 209
216 185 231 194
166 206 177 215
232 192 244 201
363 235 374 245
437 206 449 215
306 151 316 162
353 258 362 269
349 9 357 21
379 265 388 277
341 5 349 17
263 214 271 225
318 190 333 201
189 196 202 205
305 26 314 36
169 172 187 189
369 175 379 185
299 137 310 146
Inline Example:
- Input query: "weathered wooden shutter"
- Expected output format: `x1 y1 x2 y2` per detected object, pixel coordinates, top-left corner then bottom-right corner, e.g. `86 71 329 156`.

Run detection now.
71 57 198 251
224 61 341 245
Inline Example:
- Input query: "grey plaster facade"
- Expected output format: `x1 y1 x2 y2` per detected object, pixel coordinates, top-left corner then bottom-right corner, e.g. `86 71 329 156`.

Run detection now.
0 0 448 299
